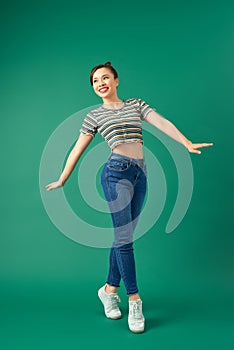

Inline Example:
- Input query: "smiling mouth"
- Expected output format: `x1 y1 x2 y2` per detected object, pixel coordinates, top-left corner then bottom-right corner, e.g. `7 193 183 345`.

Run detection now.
99 87 109 93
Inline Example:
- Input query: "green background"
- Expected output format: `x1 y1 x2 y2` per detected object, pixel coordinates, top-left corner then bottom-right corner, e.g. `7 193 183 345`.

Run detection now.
1 0 234 349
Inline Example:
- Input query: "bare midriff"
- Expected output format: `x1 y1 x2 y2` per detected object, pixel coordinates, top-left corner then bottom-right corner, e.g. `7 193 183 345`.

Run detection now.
112 141 144 159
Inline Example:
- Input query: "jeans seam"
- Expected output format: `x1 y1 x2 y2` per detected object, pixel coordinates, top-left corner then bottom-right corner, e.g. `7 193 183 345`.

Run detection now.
108 248 120 287
115 245 138 295
114 247 127 290
105 168 114 202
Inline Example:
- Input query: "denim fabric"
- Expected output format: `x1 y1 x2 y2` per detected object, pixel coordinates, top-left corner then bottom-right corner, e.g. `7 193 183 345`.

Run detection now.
101 152 147 295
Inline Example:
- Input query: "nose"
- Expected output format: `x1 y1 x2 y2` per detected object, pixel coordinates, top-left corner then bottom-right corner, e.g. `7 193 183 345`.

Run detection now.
98 78 106 86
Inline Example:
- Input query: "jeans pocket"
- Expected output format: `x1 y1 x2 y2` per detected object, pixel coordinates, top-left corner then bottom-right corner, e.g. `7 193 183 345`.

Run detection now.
107 159 131 172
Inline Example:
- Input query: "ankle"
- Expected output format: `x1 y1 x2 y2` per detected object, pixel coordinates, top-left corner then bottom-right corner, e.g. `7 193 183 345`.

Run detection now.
129 293 141 301
105 284 118 294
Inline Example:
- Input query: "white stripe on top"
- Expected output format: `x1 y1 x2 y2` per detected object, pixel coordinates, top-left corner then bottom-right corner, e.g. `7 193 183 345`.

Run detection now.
80 98 155 150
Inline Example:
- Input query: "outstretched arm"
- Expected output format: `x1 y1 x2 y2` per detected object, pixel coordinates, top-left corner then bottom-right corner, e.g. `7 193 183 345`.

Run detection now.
45 133 93 191
144 109 213 154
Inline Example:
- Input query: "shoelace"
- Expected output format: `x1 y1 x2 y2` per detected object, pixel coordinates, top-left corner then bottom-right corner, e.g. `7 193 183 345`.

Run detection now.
108 294 121 310
132 301 143 320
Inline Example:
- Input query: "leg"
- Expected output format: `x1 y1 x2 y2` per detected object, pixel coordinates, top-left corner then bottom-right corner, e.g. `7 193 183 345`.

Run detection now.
129 167 147 300
127 166 147 332
101 162 139 295
100 159 147 332
131 165 147 234
113 242 138 295
105 247 121 293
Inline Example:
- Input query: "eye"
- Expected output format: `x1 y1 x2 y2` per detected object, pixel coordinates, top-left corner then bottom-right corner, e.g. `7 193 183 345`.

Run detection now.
104 76 109 80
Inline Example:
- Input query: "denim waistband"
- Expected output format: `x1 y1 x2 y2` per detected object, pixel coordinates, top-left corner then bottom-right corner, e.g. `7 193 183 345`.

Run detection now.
108 152 146 169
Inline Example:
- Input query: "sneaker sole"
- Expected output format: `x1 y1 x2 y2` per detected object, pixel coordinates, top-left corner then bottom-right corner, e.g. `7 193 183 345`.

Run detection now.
128 318 145 333
129 327 145 334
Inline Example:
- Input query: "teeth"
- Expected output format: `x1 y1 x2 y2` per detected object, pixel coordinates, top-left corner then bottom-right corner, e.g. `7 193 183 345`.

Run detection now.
99 88 108 92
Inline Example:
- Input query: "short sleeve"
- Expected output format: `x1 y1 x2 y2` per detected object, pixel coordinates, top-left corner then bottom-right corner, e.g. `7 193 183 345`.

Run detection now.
80 112 98 137
137 98 155 120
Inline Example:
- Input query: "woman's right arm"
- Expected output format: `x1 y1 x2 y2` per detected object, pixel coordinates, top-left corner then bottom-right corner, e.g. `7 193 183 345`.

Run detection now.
45 133 93 191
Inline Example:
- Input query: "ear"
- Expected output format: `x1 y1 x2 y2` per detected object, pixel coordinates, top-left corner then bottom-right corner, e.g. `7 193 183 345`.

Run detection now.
115 77 119 87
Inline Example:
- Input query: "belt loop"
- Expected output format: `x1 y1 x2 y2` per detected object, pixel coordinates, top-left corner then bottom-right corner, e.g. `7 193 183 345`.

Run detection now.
107 153 113 161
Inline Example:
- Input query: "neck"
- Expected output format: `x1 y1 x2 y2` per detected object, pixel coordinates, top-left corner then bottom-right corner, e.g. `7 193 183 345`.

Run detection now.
102 93 122 105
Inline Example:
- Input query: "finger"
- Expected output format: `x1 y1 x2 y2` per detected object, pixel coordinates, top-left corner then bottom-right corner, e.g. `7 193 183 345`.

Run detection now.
193 143 213 148
189 149 201 154
199 143 213 148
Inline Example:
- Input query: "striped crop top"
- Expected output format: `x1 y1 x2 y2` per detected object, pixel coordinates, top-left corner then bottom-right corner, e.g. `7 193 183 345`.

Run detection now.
80 98 155 150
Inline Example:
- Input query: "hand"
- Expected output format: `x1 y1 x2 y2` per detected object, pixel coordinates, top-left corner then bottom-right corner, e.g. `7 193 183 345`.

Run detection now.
45 179 63 191
187 141 214 154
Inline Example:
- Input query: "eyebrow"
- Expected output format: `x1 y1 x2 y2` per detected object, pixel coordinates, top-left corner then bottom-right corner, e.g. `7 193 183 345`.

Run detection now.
93 74 110 80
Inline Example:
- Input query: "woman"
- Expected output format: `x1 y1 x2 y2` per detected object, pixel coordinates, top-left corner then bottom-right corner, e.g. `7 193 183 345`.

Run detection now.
46 62 213 333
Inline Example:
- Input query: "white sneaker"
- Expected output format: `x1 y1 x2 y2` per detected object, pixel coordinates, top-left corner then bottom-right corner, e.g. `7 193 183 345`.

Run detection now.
128 299 145 333
98 285 122 320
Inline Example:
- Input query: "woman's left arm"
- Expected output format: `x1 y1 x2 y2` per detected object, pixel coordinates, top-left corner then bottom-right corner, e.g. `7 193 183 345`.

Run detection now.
144 110 213 154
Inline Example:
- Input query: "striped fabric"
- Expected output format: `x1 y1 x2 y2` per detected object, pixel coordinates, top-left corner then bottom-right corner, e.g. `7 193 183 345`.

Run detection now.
80 98 155 150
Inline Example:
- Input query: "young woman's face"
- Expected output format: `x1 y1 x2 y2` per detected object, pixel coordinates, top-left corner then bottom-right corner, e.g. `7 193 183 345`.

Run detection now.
92 67 119 99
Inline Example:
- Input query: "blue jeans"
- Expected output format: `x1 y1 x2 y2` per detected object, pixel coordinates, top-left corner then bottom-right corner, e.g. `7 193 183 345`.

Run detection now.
101 152 147 295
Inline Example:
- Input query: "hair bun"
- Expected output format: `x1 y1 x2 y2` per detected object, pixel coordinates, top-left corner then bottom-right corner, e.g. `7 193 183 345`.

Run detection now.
105 61 112 66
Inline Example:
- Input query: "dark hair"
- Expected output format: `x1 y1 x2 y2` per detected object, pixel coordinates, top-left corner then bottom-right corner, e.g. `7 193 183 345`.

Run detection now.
90 61 118 85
